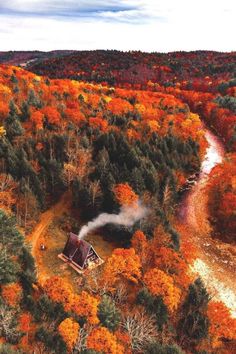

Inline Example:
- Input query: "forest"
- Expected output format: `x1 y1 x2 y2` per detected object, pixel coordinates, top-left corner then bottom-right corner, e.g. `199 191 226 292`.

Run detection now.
0 50 235 354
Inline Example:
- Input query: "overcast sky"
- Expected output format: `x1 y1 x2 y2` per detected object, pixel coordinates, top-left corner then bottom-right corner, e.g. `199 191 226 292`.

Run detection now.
0 0 235 52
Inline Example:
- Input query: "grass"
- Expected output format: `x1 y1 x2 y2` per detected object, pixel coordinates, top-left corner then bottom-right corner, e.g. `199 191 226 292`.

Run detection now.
35 213 117 292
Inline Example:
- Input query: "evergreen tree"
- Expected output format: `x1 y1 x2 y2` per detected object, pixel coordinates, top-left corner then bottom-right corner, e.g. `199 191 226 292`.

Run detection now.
35 327 67 354
33 295 66 323
98 295 121 331
10 74 18 84
0 210 24 251
19 246 36 275
19 101 30 122
137 288 168 330
27 89 41 108
4 101 24 141
144 342 184 354
178 278 210 348
0 249 19 284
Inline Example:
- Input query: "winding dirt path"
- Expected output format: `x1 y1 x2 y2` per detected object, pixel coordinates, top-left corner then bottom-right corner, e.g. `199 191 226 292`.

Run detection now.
27 127 236 316
178 130 236 316
27 191 71 283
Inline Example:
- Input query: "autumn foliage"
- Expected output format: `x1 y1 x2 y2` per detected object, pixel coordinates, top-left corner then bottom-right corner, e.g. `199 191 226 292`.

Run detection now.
1 282 22 307
207 153 236 241
0 51 235 354
86 327 124 354
207 301 236 349
43 276 74 311
144 268 181 312
58 318 79 352
102 248 141 289
71 291 99 325
113 183 138 206
131 230 149 266
44 277 99 324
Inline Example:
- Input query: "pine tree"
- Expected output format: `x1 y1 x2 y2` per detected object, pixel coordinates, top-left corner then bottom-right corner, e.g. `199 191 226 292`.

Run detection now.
0 210 24 251
19 101 30 122
98 295 121 331
5 101 24 141
178 278 210 348
144 342 184 354
0 249 19 284
137 288 168 330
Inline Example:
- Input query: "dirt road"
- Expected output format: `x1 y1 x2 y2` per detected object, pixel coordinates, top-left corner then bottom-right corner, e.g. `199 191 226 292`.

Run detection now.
178 130 236 316
27 191 71 283
27 129 236 316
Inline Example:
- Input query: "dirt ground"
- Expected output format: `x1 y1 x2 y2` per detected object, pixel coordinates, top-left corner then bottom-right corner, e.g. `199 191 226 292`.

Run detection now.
178 130 236 317
27 129 236 317
27 191 117 291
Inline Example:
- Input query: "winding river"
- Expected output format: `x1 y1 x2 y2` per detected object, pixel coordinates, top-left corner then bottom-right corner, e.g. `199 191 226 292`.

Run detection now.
179 128 236 317
29 123 236 316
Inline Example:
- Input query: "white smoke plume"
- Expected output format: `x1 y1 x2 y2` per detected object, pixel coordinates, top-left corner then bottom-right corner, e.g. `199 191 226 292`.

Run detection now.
78 201 149 239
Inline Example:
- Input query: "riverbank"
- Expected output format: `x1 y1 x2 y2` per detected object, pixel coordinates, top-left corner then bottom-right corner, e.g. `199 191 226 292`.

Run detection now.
178 128 236 317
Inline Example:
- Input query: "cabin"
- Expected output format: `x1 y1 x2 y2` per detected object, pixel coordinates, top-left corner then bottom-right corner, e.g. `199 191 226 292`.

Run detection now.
58 232 103 273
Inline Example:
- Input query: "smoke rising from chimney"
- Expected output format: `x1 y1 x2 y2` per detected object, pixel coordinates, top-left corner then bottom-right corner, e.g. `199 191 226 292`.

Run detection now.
78 201 149 239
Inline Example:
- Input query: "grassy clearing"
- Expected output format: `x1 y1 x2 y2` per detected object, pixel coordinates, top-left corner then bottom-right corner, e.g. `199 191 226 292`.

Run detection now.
35 213 117 291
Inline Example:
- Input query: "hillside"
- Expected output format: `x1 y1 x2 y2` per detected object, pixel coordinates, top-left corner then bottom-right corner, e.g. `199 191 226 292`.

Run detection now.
0 50 75 66
0 54 236 354
25 50 236 92
24 50 236 150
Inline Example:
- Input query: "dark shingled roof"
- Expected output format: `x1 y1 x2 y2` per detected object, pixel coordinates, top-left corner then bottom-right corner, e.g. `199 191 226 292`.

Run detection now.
62 232 98 269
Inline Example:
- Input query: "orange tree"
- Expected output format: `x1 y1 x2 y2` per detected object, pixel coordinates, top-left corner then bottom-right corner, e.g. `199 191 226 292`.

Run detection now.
143 268 181 313
86 326 124 354
207 301 236 349
150 246 191 291
113 183 138 206
71 291 99 325
1 282 22 307
43 276 74 312
131 230 149 267
58 317 79 352
101 248 141 290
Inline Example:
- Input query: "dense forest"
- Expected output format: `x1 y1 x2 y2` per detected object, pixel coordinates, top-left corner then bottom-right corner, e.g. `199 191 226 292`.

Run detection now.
0 51 235 353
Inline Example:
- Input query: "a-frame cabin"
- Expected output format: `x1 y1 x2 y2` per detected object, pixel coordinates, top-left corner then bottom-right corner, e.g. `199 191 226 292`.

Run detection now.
58 232 103 273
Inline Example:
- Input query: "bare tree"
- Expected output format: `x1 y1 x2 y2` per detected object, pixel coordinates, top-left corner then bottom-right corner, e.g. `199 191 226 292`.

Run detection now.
74 325 93 353
83 267 109 296
0 303 21 343
162 179 173 217
32 342 49 354
89 180 102 206
111 283 128 305
122 311 158 352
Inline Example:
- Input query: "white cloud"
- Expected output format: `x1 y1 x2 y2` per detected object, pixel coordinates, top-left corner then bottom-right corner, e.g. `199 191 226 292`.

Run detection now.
0 0 235 51
0 0 139 16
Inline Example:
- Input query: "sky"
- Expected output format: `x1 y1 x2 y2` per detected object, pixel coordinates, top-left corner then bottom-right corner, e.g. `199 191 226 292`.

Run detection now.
0 0 235 52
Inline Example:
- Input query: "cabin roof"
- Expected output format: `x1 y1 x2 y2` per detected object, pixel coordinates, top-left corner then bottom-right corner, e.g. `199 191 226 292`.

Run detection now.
62 232 98 269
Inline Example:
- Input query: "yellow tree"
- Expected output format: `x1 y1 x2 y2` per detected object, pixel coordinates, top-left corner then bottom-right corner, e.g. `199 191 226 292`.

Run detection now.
0 126 6 137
